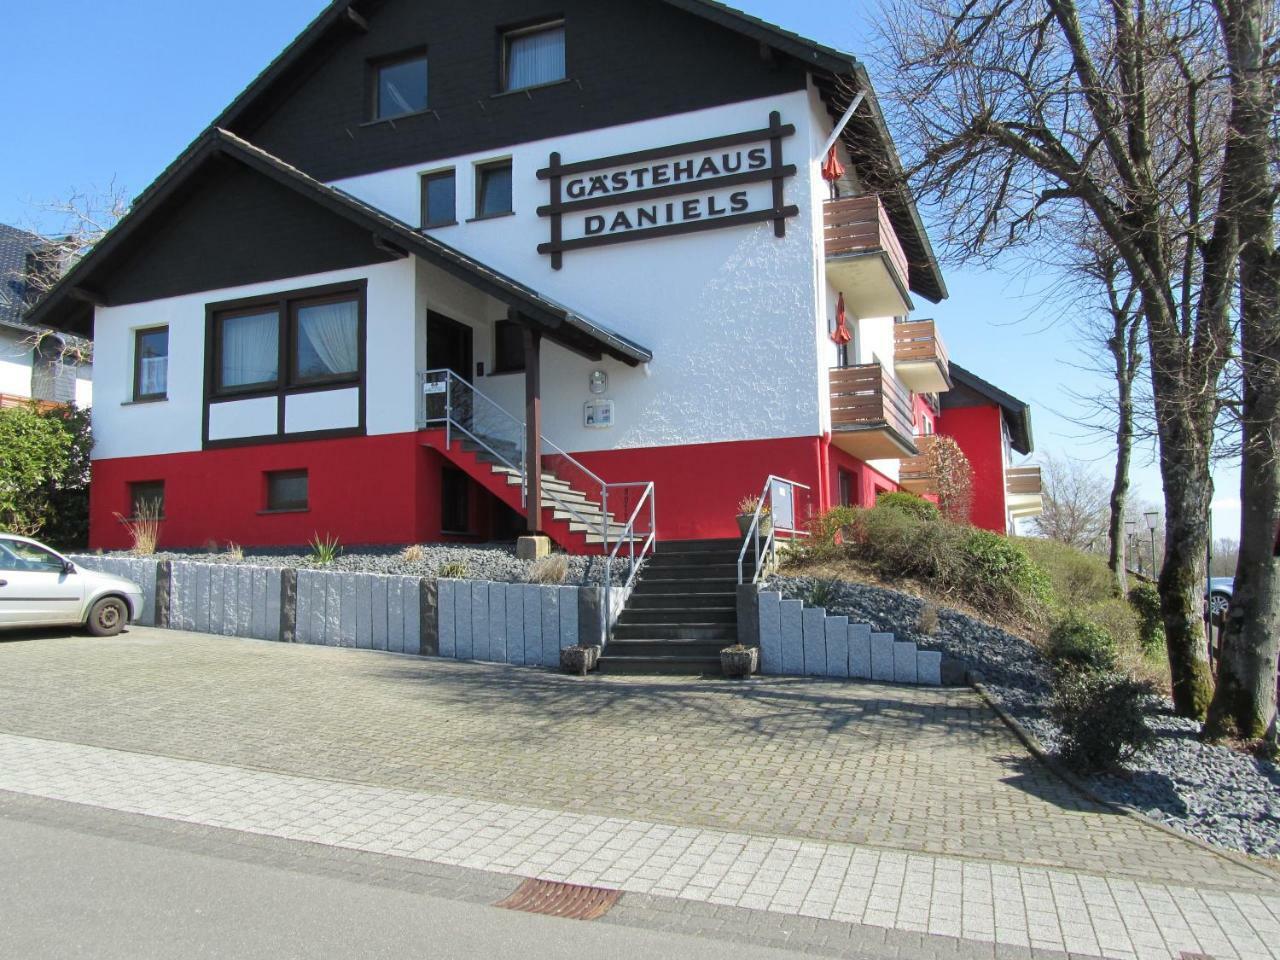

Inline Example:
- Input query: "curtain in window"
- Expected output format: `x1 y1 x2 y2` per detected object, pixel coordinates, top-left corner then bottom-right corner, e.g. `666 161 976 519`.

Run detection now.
508 27 565 90
297 301 359 379
221 311 279 388
140 356 167 396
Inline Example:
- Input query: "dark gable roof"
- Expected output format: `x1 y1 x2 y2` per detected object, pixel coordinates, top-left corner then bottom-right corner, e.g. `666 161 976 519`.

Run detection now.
0 223 41 331
945 362 1035 455
208 0 946 304
26 130 652 366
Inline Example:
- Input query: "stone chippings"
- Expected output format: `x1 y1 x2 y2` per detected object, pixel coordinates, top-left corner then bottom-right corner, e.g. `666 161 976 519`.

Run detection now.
770 575 1280 862
101 544 637 585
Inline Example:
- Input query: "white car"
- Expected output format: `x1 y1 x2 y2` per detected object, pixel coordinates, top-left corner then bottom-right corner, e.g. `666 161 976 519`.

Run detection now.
0 535 144 636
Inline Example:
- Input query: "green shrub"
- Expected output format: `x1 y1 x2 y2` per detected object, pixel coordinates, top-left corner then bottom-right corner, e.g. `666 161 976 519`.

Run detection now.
438 561 470 579
1084 597 1141 653
876 491 940 521
0 403 91 547
1128 582 1166 653
1050 671 1155 772
1017 537 1116 608
806 505 861 549
805 578 842 608
855 504 966 584
308 533 342 566
959 529 1053 618
1046 614 1118 673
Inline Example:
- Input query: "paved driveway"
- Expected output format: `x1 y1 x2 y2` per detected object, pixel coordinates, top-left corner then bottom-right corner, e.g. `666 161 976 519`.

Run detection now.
0 627 1263 890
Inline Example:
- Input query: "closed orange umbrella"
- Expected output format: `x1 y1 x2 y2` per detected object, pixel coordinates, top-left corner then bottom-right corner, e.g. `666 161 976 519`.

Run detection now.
831 292 852 345
821 146 846 183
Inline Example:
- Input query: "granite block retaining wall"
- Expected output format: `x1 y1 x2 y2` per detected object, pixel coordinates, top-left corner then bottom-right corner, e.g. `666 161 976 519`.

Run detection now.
754 591 943 686
68 555 618 668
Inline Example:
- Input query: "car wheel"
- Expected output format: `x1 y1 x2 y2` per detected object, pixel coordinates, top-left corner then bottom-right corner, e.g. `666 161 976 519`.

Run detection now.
1209 592 1231 620
86 597 127 637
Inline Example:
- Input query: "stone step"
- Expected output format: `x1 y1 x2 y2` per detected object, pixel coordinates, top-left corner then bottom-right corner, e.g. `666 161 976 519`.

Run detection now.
617 606 737 626
604 639 727 659
597 655 723 676
611 623 738 642
627 592 739 609
629 578 740 596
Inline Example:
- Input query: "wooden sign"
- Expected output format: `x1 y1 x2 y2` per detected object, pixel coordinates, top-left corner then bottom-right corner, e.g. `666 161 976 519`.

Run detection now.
536 111 798 268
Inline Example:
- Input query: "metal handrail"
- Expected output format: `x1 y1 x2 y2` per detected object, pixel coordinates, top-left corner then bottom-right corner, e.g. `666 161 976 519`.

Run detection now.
737 475 811 585
603 481 657 643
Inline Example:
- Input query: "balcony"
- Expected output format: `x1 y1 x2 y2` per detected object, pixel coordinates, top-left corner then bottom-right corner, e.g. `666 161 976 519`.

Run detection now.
1006 466 1044 518
898 434 938 494
894 320 951 394
829 363 919 460
824 195 913 318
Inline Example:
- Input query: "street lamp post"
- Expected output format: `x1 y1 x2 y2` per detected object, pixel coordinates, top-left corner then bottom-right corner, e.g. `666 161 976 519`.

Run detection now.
1125 519 1139 576
1144 511 1160 577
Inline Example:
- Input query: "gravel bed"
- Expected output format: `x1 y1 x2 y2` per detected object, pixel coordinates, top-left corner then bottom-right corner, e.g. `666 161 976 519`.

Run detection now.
770 574 1280 862
94 544 635 586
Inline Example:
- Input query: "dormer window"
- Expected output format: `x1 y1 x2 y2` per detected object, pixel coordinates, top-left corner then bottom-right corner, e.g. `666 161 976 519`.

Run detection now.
503 22 565 92
374 52 428 120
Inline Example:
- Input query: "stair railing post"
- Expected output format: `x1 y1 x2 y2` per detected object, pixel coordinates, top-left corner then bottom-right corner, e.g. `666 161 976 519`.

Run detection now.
523 326 542 535
444 374 452 449
601 486 609 555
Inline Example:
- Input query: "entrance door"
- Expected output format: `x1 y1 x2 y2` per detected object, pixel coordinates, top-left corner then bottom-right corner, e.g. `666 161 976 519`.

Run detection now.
426 312 474 427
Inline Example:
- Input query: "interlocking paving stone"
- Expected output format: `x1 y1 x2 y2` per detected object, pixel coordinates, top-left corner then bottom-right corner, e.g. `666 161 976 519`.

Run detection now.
0 630 1269 892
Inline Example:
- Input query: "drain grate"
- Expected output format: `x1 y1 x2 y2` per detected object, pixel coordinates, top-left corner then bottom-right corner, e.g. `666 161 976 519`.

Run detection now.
497 878 621 921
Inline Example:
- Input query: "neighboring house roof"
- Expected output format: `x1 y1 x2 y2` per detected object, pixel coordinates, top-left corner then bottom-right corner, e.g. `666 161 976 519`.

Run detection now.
943 362 1035 455
0 223 41 332
25 129 653 367
206 0 946 304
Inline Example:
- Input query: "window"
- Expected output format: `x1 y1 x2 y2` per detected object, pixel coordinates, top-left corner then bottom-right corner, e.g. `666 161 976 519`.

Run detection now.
475 161 513 219
133 326 169 400
211 287 362 397
0 538 66 573
266 470 309 512
421 169 456 228
292 297 360 385
374 53 428 120
129 481 165 519
503 22 565 91
441 467 470 533
491 320 525 374
839 470 855 508
216 308 280 392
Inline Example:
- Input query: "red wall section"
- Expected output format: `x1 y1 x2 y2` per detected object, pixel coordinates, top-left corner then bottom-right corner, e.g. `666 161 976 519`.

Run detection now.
89 434 508 551
937 405 1007 533
568 436 827 542
826 443 900 508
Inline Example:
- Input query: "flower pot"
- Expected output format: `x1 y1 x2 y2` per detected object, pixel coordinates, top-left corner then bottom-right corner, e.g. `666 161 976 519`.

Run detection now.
720 646 759 679
736 514 772 538
560 645 601 676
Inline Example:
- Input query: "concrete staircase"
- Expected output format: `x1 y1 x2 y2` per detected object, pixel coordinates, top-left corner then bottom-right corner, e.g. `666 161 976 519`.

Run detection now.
600 539 753 675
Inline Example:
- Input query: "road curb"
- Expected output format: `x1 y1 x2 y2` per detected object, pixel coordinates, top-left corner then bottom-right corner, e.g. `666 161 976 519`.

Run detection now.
969 678 1280 885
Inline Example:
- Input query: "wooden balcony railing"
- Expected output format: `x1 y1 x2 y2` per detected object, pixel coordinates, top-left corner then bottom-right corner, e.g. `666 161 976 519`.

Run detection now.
898 434 938 494
1006 466 1043 498
829 362 916 444
823 195 910 285
0 393 64 412
895 320 949 368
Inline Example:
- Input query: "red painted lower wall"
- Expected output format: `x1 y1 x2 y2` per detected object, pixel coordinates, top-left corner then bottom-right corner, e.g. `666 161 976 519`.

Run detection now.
89 432 915 552
937 405 1008 533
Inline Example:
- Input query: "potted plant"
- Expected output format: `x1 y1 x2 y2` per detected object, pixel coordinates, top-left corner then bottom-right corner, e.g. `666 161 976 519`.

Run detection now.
736 495 773 538
720 644 759 679
560 644 601 676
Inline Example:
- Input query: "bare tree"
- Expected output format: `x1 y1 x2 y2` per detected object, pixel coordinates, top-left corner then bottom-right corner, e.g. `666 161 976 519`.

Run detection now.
1204 0 1280 745
1032 453 1113 549
873 0 1238 718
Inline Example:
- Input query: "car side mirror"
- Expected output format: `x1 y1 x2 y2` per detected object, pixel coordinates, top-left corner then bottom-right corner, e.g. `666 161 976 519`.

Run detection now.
63 561 76 575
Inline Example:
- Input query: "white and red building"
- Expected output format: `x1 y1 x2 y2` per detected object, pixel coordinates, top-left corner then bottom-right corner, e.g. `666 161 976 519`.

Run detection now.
30 0 1040 553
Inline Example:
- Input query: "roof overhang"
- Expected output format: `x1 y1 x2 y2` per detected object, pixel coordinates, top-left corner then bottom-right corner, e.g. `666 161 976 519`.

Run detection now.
946 362 1035 454
25 130 652 367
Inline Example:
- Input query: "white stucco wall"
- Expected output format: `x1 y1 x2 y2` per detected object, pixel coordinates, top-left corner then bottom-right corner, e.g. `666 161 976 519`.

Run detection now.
336 91 826 454
0 326 32 397
91 260 415 461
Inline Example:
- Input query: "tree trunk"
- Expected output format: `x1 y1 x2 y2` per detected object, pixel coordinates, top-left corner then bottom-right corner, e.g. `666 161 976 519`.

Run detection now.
1108 366 1134 595
1149 331 1217 719
1204 0 1280 743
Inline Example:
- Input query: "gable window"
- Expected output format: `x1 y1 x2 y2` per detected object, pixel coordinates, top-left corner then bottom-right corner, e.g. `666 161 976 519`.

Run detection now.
476 161 513 219
133 326 169 401
491 320 526 374
130 480 165 519
266 470 308 512
374 52 428 120
504 22 565 91
292 297 360 385
421 169 456 228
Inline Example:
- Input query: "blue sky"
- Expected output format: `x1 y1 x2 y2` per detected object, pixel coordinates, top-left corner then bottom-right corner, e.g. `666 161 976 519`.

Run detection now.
0 0 1243 537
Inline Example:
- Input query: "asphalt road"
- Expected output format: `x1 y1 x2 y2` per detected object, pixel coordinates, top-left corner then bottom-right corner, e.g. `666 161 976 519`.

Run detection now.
0 805 817 960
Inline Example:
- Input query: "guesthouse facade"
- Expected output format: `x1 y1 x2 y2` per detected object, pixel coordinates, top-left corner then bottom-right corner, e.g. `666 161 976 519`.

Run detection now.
29 0 1039 553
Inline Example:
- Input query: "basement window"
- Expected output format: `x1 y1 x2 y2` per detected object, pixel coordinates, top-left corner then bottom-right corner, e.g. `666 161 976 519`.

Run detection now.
265 470 309 513
130 481 165 519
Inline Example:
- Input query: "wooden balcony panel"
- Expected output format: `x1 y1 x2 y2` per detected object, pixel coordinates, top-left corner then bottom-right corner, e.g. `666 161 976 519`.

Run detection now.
1006 466 1043 497
0 393 64 413
898 434 938 494
893 320 951 394
829 363 919 460
824 195 910 284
